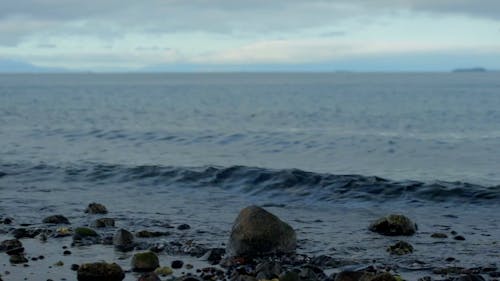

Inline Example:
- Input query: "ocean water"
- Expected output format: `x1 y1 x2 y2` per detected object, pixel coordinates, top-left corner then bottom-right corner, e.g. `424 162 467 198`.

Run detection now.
0 73 499 279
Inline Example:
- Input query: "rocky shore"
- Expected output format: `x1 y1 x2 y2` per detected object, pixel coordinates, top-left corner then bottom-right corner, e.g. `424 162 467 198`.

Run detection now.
0 204 498 281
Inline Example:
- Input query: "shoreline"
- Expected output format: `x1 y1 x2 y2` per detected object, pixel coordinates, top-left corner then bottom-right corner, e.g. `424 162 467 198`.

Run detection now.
1 204 498 281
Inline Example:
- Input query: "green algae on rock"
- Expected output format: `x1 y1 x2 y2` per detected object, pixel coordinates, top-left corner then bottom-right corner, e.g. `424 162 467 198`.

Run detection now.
387 241 414 255
77 262 125 281
132 251 160 272
369 214 417 236
228 205 296 257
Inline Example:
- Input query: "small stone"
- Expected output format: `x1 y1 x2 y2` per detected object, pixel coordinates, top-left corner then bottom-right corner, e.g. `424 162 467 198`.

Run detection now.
9 254 28 264
63 250 72 255
205 248 225 265
2 217 13 224
139 272 161 281
369 272 398 281
54 261 64 266
185 264 193 269
369 214 417 236
431 233 448 238
91 218 115 228
85 203 108 214
113 229 135 251
155 266 173 276
177 224 191 230
454 235 466 241
171 260 184 269
77 262 125 281
54 227 72 237
387 241 414 255
71 264 80 271
131 251 160 272
42 215 70 224
446 257 456 262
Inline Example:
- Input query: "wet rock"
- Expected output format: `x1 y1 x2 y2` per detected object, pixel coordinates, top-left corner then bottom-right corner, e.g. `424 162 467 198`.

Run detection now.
73 227 98 241
2 217 13 225
71 264 80 271
280 270 300 281
155 266 173 276
136 230 170 238
9 254 28 264
431 233 448 238
138 272 161 281
113 229 135 251
451 275 485 281
171 260 184 269
91 218 115 228
387 241 414 255
228 205 296 257
54 227 72 237
175 276 203 281
132 251 160 272
12 228 42 239
0 239 23 254
85 203 108 214
417 277 432 281
255 261 281 280
334 271 366 281
177 224 191 230
42 215 70 224
369 214 417 236
454 235 466 241
299 265 326 281
77 262 125 281
367 272 398 281
205 248 226 265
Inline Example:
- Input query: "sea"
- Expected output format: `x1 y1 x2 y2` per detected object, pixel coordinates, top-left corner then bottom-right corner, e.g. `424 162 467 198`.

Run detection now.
0 73 499 279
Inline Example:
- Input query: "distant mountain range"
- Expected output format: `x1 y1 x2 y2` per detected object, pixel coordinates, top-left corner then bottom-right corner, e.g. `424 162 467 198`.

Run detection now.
452 67 487 73
0 59 67 73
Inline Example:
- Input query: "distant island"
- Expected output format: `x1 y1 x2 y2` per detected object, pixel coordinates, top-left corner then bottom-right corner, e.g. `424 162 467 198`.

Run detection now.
452 67 487 73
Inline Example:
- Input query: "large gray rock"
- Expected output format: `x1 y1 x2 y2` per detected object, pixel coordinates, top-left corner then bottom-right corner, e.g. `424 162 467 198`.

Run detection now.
113 229 135 251
228 205 296 257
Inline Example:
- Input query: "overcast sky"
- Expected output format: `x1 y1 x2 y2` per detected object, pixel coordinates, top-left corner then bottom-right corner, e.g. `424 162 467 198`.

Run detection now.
1 0 500 71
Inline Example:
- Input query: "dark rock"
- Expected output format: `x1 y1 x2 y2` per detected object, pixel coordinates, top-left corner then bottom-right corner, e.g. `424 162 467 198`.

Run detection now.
73 227 98 241
71 264 80 271
175 276 203 281
132 251 160 272
6 247 24 255
228 205 296 256
446 257 456 262
77 262 125 281
42 215 70 224
255 261 281 280
454 235 466 241
280 270 300 281
171 260 184 269
139 272 161 281
113 229 135 251
2 217 13 224
63 250 72 255
387 241 414 255
12 228 42 239
9 254 28 264
91 218 115 228
431 233 448 239
85 203 108 214
205 248 226 265
334 271 371 281
369 214 417 236
369 272 398 281
451 275 485 281
299 265 326 281
417 277 432 281
177 224 191 230
136 230 170 238
0 239 23 253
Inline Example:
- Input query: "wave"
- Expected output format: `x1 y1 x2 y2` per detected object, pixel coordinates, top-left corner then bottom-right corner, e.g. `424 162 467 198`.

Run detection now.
0 162 498 203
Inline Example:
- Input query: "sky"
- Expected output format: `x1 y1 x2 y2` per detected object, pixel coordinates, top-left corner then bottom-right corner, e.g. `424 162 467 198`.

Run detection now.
1 0 500 72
